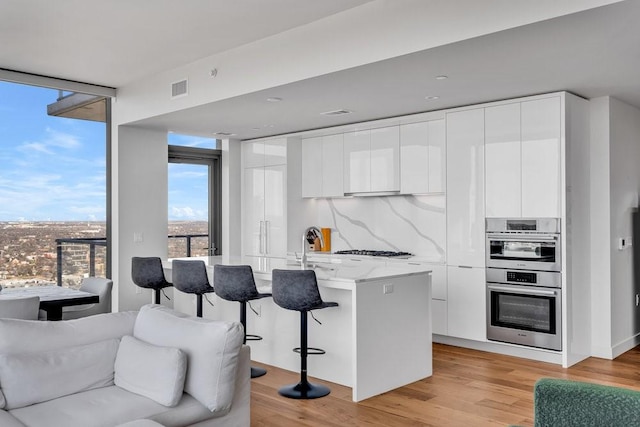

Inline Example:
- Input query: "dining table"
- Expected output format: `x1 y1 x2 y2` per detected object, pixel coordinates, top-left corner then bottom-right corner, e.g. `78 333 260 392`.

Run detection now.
0 285 99 320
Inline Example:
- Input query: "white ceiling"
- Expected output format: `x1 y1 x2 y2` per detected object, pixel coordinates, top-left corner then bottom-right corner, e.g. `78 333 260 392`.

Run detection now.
0 0 372 87
2 0 640 140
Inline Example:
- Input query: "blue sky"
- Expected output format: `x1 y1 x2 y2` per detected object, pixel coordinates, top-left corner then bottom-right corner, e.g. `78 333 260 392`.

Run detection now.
0 81 213 222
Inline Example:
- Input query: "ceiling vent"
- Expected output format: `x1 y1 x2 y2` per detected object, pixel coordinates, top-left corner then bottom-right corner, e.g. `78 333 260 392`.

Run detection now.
320 109 352 116
213 132 236 137
171 79 188 99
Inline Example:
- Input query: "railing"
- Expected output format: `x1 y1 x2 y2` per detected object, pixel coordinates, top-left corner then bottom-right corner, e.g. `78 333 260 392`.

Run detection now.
168 233 209 258
55 234 209 287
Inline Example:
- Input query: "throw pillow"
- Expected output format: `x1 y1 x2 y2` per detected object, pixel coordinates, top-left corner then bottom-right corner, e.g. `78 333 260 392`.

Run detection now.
115 335 187 407
0 338 120 410
133 304 244 414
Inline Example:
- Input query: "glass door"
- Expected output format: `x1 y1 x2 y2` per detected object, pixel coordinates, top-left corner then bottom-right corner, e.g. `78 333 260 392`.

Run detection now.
168 140 221 258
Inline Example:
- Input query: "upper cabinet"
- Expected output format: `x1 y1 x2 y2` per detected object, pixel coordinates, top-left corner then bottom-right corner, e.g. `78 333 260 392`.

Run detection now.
485 96 561 218
400 119 445 194
344 126 399 194
446 108 485 268
521 97 561 218
301 134 344 198
485 103 522 217
243 138 287 168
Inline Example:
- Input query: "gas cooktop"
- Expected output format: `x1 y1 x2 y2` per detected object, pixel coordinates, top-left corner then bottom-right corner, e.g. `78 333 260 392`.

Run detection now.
334 250 413 258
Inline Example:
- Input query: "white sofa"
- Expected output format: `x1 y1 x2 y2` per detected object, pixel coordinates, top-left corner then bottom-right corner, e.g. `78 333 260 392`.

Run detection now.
0 304 250 427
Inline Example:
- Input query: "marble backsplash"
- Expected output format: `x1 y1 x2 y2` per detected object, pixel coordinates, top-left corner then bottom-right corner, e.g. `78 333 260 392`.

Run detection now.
311 194 446 261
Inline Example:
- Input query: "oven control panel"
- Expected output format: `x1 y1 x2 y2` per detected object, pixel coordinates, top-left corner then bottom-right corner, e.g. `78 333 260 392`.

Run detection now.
506 271 537 284
486 267 561 288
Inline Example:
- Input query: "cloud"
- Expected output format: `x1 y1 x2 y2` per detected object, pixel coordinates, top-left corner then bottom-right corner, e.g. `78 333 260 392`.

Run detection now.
19 142 53 155
169 134 216 148
170 206 206 220
18 128 82 156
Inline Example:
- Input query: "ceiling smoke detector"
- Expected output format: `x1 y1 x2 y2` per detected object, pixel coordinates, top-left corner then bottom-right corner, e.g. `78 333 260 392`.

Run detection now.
320 109 352 116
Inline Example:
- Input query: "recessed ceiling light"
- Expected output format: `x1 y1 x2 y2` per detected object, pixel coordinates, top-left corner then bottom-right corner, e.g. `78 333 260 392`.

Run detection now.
320 109 352 116
425 96 440 101
435 75 448 80
266 97 282 102
251 127 261 131
265 124 275 128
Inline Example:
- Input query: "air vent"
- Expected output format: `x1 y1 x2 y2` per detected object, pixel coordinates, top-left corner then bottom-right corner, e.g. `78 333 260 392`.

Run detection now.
213 132 236 137
171 79 188 98
320 109 352 116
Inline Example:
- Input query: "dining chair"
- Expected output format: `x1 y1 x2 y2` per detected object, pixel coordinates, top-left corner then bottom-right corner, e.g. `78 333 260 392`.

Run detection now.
0 296 40 320
60 277 113 320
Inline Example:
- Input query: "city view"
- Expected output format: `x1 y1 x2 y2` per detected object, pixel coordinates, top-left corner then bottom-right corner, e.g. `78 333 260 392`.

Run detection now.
0 221 209 289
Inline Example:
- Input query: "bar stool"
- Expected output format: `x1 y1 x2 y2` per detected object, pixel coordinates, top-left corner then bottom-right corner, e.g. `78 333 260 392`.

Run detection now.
213 264 272 378
172 259 214 317
131 257 172 304
271 269 338 399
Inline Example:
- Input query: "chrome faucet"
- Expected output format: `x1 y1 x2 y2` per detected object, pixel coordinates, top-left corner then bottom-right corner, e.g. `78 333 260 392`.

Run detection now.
301 226 324 269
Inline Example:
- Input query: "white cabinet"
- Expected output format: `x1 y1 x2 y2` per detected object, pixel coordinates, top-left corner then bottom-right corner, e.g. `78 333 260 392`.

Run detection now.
242 138 286 168
485 103 521 217
370 126 400 192
400 119 445 194
447 266 486 342
521 97 561 217
485 97 562 218
301 137 322 197
446 108 485 268
301 134 344 198
344 126 399 193
242 138 287 257
242 165 286 257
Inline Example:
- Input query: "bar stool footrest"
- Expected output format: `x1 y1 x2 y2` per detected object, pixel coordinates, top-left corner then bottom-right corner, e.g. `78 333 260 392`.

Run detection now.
246 334 263 341
293 347 325 355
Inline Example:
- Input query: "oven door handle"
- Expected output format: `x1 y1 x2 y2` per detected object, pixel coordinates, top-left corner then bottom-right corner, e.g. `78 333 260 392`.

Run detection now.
487 284 558 296
487 234 559 243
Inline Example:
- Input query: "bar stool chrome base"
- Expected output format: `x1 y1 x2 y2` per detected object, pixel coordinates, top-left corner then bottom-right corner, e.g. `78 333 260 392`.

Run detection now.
251 366 267 378
278 381 330 399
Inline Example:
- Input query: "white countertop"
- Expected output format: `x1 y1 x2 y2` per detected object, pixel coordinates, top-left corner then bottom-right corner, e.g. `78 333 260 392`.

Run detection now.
165 255 431 286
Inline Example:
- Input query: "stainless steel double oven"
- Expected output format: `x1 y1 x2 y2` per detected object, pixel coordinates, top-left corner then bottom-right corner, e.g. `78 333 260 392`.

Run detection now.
486 218 562 351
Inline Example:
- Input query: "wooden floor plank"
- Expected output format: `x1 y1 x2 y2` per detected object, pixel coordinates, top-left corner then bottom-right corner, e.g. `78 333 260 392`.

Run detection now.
250 343 640 426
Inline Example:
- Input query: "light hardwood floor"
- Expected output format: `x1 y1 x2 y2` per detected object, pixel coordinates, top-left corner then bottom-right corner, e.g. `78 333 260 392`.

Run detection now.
250 343 640 426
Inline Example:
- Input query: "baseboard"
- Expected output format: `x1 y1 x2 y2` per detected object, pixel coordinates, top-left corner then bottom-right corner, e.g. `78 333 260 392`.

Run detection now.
433 335 563 365
612 333 640 359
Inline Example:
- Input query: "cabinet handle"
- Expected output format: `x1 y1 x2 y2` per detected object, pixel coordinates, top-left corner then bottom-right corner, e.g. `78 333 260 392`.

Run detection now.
458 265 473 269
408 262 421 266
259 221 264 254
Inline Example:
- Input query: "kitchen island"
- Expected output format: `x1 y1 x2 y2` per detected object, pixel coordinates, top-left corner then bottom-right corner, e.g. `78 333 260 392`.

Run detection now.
163 255 432 401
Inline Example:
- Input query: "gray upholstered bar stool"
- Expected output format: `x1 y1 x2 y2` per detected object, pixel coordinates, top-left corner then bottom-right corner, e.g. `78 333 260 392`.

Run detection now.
172 259 214 317
271 269 338 399
131 257 172 304
213 264 272 378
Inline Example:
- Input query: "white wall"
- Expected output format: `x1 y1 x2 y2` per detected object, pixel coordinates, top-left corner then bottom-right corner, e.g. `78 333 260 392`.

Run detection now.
590 96 640 358
113 125 170 312
609 98 640 354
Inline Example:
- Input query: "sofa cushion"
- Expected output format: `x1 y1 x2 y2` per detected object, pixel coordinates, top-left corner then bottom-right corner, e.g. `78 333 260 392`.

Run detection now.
0 338 120 410
0 310 137 355
8 385 215 427
115 335 187 407
133 304 244 414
